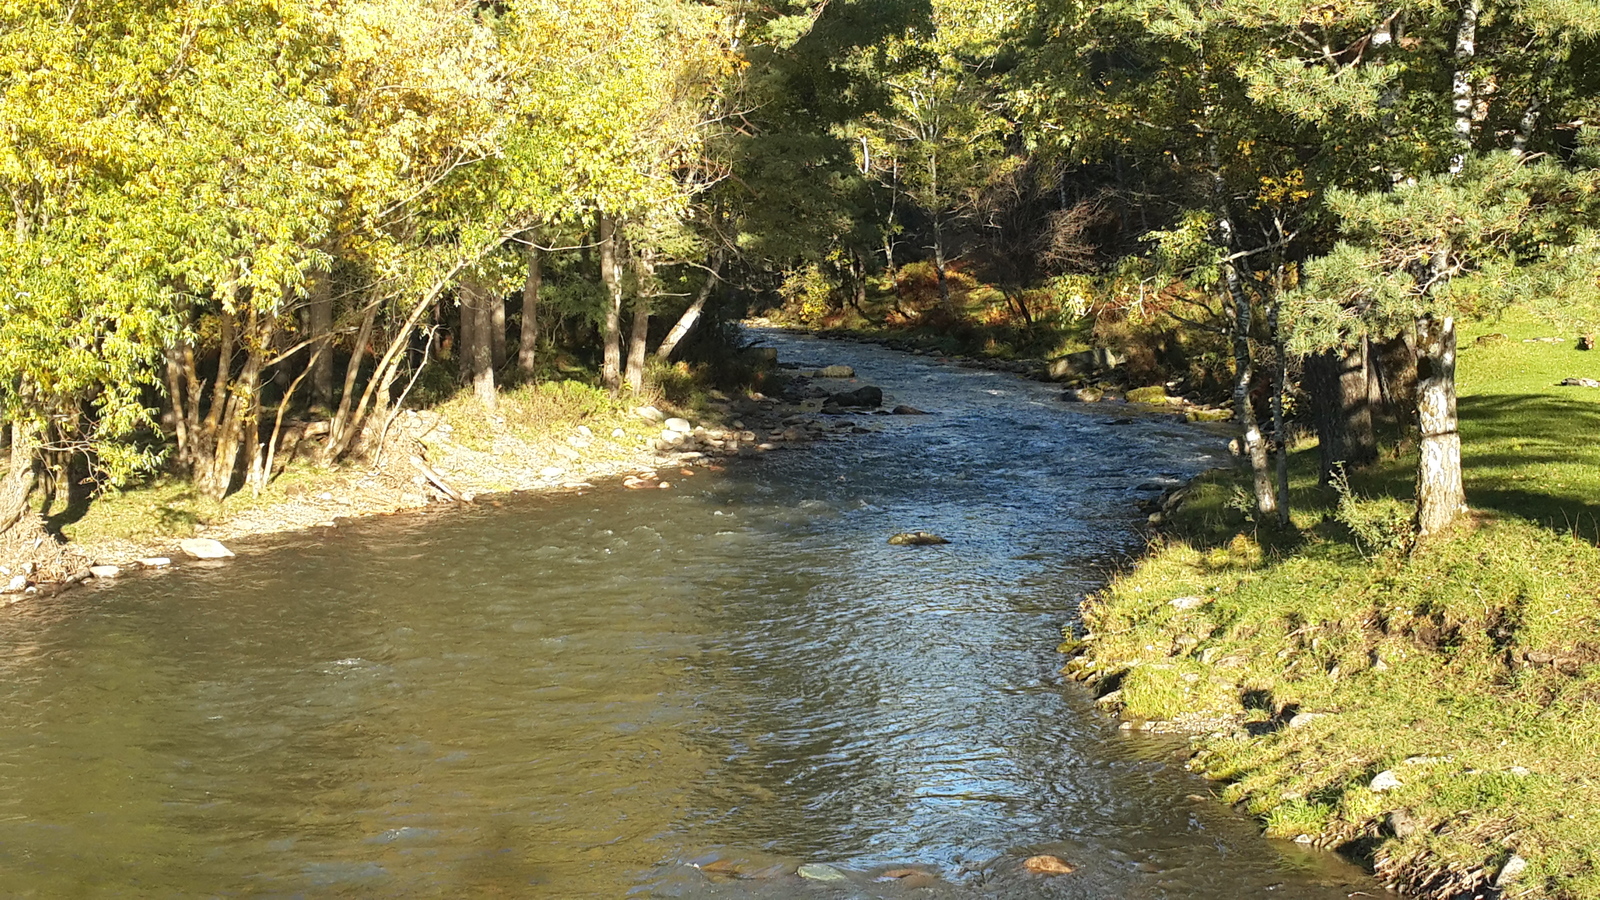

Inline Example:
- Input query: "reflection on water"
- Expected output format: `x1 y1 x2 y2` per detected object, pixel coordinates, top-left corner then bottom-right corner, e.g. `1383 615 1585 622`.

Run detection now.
0 332 1378 897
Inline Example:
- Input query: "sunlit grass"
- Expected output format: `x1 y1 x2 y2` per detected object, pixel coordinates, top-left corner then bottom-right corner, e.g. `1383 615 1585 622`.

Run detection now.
1079 311 1600 898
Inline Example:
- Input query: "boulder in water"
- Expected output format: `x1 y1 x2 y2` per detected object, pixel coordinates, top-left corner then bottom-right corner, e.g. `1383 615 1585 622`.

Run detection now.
1125 385 1170 404
828 386 882 408
180 538 235 560
888 531 949 546
816 365 855 378
1023 855 1076 875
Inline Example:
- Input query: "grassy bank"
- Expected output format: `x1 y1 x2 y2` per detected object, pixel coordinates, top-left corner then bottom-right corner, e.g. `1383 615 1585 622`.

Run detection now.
1069 311 1600 899
36 355 780 570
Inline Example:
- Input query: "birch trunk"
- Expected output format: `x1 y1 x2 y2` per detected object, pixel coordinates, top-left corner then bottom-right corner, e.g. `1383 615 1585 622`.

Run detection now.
1415 315 1466 535
657 250 723 360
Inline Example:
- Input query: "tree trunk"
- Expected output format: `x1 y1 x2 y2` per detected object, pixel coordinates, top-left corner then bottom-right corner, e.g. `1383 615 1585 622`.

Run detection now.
518 229 542 374
198 306 272 501
599 214 624 392
460 275 496 410
457 287 479 385
1268 295 1291 527
1410 0 1476 535
1224 263 1276 521
932 214 952 314
625 299 650 393
308 267 334 411
1308 343 1378 485
624 246 654 392
0 419 38 536
1415 315 1465 535
489 286 507 372
1208 159 1275 519
321 299 378 464
657 250 723 361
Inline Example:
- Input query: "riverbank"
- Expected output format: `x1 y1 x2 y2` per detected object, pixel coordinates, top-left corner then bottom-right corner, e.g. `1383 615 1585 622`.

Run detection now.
0 353 899 601
1068 312 1600 900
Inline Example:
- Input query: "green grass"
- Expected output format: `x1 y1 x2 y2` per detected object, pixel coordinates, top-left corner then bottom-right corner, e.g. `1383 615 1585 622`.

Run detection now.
1076 310 1600 899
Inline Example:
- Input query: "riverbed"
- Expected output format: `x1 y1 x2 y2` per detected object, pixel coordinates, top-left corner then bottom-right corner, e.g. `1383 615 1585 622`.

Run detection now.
0 331 1379 897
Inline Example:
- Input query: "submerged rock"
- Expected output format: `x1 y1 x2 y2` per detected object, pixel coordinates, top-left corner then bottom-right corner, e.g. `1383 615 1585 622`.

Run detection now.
797 863 849 882
1060 387 1103 403
180 538 235 560
888 531 950 546
816 365 855 378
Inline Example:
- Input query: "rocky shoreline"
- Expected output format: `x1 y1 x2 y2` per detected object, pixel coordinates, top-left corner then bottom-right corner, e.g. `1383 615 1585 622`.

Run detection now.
0 347 937 606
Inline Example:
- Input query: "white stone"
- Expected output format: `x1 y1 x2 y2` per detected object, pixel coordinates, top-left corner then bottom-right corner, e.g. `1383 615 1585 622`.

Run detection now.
1508 766 1531 777
89 565 122 579
540 466 564 478
1495 855 1528 888
138 557 171 568
611 427 626 438
664 417 692 433
2 575 26 594
180 538 236 560
1369 770 1402 792
1168 595 1206 611
635 405 666 423
1288 712 1326 729
576 425 594 437
318 491 334 501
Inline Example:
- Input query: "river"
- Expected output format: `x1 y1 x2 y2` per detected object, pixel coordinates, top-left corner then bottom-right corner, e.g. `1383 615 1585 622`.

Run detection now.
0 331 1378 897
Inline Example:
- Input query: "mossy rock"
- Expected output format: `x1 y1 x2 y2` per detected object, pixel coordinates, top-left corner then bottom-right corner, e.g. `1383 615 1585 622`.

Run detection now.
1125 385 1170 404
1186 408 1232 423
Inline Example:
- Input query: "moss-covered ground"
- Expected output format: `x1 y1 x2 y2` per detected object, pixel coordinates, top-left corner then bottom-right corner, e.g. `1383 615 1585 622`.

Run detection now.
1071 309 1600 898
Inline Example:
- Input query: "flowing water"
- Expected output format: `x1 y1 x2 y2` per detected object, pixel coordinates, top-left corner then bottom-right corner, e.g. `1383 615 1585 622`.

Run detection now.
0 332 1378 898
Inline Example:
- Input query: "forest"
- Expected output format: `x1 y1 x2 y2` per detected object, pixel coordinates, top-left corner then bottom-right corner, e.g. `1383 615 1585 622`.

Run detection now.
0 0 1596 543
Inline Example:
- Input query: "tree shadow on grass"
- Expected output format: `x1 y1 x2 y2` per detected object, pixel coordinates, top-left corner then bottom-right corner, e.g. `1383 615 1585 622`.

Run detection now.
1456 392 1600 542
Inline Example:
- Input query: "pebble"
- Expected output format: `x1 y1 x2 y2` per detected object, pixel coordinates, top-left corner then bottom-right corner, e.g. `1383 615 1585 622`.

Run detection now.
2 574 27 594
89 565 122 579
664 417 692 433
635 405 666 423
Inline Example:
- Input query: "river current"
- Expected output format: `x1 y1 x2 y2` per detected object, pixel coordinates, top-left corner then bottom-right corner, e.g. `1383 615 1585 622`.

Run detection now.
0 331 1378 897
